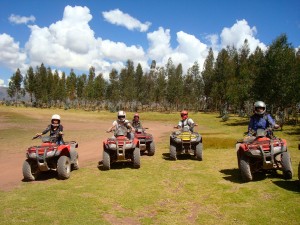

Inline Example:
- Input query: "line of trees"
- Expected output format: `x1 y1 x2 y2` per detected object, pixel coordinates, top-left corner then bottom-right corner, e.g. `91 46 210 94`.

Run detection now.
6 34 300 115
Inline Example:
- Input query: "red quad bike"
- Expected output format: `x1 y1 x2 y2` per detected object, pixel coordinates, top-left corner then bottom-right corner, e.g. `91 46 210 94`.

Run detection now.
22 135 79 181
102 127 141 170
236 128 293 182
134 128 155 156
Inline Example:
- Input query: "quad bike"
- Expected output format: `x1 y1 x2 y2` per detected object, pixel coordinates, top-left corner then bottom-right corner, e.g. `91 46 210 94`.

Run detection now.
22 135 79 181
134 127 155 156
102 127 141 170
169 126 203 161
236 128 293 182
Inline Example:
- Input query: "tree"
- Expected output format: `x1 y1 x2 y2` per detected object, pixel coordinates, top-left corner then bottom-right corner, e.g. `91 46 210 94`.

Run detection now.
66 69 77 101
7 68 25 104
134 63 144 102
106 68 120 105
94 73 106 102
202 48 215 110
23 66 35 102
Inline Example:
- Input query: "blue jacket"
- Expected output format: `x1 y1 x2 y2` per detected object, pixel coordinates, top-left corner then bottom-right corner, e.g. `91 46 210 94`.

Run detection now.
248 114 276 133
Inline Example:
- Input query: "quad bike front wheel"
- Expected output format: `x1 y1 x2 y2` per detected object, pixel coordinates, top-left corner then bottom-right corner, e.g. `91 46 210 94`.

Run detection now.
195 142 203 161
239 153 253 182
57 156 71 179
281 151 293 179
147 142 155 156
102 148 111 170
170 143 177 160
133 147 141 169
22 159 40 181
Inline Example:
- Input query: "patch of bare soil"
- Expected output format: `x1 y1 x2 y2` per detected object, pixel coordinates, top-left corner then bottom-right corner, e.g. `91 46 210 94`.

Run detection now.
0 116 172 191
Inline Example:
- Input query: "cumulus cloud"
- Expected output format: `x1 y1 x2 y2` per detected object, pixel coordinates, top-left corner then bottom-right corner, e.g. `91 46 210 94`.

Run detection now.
147 27 172 61
25 5 147 78
220 19 266 52
9 14 35 24
103 9 151 32
147 28 208 72
0 79 4 86
0 33 27 71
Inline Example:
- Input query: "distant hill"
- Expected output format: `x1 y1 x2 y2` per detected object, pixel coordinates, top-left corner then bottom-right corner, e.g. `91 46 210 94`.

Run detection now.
0 87 9 100
0 87 30 101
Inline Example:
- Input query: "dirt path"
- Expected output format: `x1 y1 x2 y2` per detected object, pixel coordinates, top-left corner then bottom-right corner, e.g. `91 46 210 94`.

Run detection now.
0 118 172 191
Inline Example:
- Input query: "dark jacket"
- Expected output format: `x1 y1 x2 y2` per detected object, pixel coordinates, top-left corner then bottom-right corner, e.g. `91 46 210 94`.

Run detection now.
42 124 64 143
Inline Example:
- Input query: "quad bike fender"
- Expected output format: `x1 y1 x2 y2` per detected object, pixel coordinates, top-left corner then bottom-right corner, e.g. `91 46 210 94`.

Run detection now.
170 133 201 144
240 144 286 158
105 142 136 150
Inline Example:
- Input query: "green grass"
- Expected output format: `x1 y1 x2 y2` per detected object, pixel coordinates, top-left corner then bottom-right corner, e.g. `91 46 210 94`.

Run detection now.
0 106 299 225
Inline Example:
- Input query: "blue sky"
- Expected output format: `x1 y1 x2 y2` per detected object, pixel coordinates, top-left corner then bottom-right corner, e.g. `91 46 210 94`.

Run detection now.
0 0 299 86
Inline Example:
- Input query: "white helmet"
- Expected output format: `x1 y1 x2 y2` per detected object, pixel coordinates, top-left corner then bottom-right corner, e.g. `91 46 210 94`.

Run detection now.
254 101 266 115
51 114 61 126
117 110 126 122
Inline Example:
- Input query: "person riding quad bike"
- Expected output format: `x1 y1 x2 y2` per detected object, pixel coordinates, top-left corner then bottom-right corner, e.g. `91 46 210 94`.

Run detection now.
236 101 293 182
36 114 64 144
247 101 280 137
170 110 203 160
131 113 155 156
23 114 79 181
103 110 140 169
132 113 142 129
106 110 135 140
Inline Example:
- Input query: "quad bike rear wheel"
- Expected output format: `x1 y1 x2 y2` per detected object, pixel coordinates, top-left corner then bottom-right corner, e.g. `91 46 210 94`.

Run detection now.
148 142 155 156
102 148 111 170
170 143 177 160
57 156 71 179
281 151 293 179
195 142 203 161
239 154 252 182
22 159 40 181
133 147 141 169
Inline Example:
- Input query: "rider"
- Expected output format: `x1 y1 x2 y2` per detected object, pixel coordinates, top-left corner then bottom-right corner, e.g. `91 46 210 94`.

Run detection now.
36 114 64 144
174 110 195 132
132 113 142 129
248 101 280 136
106 110 135 139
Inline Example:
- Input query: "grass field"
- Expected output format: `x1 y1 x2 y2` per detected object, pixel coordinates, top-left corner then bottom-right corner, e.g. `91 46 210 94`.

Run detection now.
0 106 299 225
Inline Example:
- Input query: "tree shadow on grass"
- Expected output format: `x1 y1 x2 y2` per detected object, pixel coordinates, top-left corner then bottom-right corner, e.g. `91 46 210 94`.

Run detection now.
272 180 300 193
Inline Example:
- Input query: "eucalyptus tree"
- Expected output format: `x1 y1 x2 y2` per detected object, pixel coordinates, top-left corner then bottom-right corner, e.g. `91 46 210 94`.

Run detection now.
66 69 77 102
202 48 215 110
23 66 35 102
7 68 24 103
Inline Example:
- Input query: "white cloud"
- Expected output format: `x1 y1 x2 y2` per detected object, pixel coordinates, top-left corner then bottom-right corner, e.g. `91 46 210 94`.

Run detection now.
147 28 208 72
9 14 35 24
103 9 151 32
220 19 266 52
147 27 172 62
0 79 4 86
0 33 27 72
25 5 147 79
